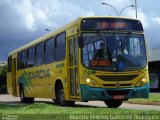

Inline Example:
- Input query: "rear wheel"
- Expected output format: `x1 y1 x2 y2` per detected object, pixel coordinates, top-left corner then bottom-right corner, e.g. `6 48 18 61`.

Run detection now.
56 84 75 106
19 85 34 103
104 100 123 108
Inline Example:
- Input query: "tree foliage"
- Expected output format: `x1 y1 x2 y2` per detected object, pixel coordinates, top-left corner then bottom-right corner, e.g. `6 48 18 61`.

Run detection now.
0 63 7 94
0 64 7 78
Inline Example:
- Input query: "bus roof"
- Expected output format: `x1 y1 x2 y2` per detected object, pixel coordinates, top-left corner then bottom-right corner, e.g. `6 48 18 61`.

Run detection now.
8 16 139 56
9 19 78 56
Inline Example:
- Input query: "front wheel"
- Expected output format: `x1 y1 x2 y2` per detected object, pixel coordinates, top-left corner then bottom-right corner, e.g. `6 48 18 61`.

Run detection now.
104 100 123 108
56 84 75 106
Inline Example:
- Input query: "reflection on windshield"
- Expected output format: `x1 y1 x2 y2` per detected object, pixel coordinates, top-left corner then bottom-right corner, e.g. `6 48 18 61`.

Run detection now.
82 33 146 71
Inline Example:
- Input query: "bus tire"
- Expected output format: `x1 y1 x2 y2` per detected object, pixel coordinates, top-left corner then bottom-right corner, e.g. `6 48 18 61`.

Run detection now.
52 99 58 105
67 101 75 106
56 84 75 106
19 85 34 103
104 100 123 108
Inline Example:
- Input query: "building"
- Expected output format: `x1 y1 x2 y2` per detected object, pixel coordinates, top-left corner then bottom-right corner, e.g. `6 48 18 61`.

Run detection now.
148 49 160 92
0 62 7 67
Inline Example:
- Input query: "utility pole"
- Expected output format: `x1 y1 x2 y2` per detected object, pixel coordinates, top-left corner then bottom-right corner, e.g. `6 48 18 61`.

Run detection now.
135 0 137 18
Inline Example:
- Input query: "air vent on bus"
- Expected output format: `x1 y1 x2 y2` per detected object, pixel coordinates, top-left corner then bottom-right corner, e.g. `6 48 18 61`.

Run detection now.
102 83 132 87
96 75 138 81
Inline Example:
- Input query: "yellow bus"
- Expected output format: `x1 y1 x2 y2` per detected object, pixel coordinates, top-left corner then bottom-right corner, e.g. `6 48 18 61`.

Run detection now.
7 16 149 108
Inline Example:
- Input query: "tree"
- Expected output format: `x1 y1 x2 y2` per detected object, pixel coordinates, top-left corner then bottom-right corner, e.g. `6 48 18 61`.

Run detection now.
0 63 7 94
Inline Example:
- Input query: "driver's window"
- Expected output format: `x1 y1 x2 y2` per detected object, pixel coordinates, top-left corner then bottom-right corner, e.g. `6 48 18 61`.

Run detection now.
129 38 141 55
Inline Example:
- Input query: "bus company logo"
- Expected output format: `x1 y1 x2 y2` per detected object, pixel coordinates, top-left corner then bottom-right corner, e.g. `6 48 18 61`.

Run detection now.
115 82 121 88
28 69 50 79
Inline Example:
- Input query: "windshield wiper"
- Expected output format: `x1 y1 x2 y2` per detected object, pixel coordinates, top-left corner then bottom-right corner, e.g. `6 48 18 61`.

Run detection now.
96 31 109 48
96 31 112 61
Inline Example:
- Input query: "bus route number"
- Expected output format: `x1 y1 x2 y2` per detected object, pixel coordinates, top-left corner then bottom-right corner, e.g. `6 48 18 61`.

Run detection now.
83 70 96 76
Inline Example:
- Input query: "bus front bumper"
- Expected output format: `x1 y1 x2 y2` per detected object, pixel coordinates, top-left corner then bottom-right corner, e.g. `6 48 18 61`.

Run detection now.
80 84 149 102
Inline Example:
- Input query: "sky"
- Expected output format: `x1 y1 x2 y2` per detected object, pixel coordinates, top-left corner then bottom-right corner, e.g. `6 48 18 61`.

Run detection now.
0 0 159 61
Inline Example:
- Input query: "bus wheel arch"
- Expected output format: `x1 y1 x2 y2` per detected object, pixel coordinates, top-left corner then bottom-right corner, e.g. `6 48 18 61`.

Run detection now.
55 79 66 105
54 80 62 103
19 83 34 103
55 80 63 96
55 79 75 106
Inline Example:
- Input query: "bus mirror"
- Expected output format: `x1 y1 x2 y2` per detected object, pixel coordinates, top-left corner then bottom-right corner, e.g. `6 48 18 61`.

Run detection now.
78 36 84 48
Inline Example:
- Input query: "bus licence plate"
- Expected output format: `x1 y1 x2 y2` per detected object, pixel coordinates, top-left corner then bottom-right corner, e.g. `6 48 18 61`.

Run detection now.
113 95 125 99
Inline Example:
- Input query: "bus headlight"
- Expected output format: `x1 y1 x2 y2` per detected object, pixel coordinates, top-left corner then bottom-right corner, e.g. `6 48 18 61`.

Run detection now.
135 77 148 87
85 78 97 87
86 78 91 83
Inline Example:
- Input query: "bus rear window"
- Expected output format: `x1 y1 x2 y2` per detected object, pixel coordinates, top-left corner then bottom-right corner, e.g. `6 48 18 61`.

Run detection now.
81 18 143 31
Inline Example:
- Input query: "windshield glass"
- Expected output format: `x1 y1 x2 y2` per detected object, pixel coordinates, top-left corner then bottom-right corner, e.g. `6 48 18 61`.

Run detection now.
82 32 147 71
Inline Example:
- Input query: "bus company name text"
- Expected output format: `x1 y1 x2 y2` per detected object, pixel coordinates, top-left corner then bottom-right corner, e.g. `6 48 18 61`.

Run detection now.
28 69 50 79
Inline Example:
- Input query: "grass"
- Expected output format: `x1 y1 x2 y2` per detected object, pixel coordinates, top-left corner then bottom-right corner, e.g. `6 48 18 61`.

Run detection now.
127 93 160 105
0 93 160 120
0 102 160 120
0 64 6 77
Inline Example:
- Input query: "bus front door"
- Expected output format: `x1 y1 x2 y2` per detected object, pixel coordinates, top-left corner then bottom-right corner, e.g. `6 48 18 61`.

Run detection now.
68 37 80 99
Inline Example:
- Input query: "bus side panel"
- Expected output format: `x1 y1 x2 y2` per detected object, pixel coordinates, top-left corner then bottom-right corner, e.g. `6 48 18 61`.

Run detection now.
17 69 38 98
16 63 56 99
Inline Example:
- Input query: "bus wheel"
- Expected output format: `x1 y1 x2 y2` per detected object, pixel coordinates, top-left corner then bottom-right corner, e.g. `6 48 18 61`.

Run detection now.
52 99 58 105
56 84 75 106
56 84 65 106
104 100 123 108
67 101 75 106
19 85 34 103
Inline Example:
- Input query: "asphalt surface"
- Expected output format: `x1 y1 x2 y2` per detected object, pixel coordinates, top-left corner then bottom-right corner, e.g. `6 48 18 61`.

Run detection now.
0 94 160 111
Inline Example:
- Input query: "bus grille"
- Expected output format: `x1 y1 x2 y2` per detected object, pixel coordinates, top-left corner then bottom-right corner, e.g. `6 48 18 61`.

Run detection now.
102 83 132 87
96 75 138 81
107 90 130 96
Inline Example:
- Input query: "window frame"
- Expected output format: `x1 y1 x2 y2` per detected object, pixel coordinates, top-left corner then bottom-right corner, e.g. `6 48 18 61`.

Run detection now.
21 49 27 69
55 32 66 61
27 46 35 68
44 37 55 64
35 42 44 66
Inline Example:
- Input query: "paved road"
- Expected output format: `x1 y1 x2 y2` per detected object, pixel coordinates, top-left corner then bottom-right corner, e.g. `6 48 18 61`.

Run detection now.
1 94 160 111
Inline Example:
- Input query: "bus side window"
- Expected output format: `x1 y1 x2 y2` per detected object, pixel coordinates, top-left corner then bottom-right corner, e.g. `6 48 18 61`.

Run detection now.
8 56 12 72
21 50 27 69
55 32 66 61
44 37 54 64
17 52 21 70
35 42 44 66
27 46 35 68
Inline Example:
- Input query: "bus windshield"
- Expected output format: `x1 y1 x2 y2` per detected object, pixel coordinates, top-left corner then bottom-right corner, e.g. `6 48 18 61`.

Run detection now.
82 32 147 71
